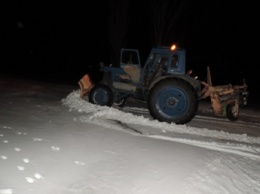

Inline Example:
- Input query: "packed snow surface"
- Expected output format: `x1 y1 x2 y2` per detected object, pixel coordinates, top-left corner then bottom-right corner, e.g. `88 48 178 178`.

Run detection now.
0 77 260 194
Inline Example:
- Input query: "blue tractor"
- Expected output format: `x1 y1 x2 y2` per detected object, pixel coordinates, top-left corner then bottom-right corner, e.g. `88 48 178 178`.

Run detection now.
87 45 201 124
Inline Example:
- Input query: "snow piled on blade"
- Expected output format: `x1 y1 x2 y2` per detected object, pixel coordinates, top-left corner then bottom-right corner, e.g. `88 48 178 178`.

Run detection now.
62 90 260 145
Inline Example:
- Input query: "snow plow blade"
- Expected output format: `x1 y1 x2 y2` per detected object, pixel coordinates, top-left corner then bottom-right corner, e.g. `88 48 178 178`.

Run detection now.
78 74 94 98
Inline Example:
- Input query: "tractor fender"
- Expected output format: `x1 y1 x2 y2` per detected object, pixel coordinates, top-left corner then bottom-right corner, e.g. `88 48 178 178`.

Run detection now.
149 74 201 96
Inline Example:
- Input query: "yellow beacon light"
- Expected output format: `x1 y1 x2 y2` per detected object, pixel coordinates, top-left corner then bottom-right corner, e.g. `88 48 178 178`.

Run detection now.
170 44 176 51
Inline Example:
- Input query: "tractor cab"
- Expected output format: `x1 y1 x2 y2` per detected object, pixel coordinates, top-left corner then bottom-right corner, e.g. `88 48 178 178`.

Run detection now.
144 45 186 74
141 45 187 87
117 45 187 89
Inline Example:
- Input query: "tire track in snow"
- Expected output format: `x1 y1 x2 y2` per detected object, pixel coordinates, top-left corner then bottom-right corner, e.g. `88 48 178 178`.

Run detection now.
147 135 260 160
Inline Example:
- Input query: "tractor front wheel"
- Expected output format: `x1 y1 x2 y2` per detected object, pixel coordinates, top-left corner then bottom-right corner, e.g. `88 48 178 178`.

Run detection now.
89 84 113 107
148 79 198 124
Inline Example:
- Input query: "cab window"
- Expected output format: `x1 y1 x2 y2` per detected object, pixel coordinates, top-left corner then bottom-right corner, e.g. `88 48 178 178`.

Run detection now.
171 55 178 68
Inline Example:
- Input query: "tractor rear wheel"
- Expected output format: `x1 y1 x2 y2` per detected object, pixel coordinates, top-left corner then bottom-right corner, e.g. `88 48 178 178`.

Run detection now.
148 79 198 124
89 84 113 107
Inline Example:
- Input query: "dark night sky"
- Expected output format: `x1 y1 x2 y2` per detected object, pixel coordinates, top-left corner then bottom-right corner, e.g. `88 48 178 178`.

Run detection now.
1 1 260 102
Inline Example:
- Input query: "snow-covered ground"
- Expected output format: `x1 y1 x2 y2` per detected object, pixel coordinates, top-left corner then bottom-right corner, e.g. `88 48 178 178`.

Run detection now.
0 76 260 194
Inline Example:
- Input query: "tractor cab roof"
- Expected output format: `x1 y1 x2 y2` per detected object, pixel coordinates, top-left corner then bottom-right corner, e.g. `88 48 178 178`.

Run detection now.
152 45 185 55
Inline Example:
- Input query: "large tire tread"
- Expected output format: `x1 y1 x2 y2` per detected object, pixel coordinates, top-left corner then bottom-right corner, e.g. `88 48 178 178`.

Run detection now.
148 78 198 124
89 84 113 107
